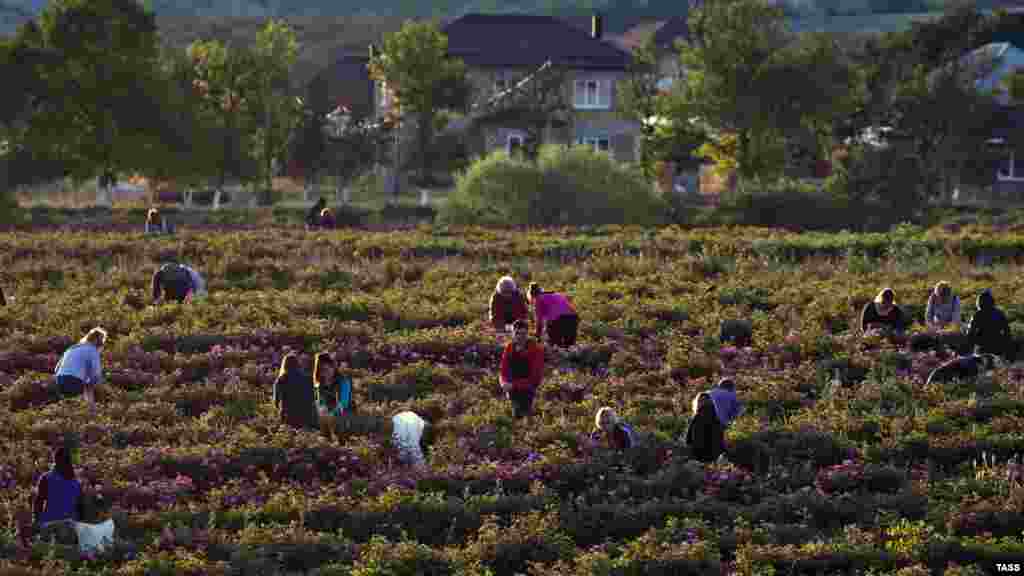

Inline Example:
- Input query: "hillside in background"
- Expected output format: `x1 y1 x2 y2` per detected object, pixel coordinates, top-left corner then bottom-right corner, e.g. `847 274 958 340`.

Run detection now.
2 0 1021 91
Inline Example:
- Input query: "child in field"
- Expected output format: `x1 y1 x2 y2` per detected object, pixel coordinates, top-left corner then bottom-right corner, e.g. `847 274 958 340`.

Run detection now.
685 392 725 464
151 262 196 304
499 319 545 419
489 276 529 331
926 349 1002 386
591 407 640 450
968 289 1012 359
144 208 171 235
527 282 579 347
306 197 327 229
273 353 318 431
313 352 356 441
54 327 106 409
860 288 909 336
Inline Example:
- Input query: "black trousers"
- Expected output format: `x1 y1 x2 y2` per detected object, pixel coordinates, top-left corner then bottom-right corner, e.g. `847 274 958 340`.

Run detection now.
506 388 536 418
547 314 579 347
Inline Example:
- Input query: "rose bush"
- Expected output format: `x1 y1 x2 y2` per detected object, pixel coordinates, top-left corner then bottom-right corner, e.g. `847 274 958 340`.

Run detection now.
2 223 1023 573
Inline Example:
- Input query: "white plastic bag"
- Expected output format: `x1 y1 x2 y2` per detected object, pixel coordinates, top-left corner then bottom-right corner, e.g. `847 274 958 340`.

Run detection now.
74 519 114 554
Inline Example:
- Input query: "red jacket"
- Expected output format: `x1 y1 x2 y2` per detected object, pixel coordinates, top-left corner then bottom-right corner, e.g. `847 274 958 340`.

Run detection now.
490 291 529 329
500 341 544 392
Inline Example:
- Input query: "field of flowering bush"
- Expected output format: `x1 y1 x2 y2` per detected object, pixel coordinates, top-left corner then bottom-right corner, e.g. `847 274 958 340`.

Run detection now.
4 219 1024 575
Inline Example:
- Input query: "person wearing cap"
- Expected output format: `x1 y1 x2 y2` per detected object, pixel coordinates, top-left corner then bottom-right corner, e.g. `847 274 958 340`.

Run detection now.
489 276 529 332
499 319 545 418
527 282 579 347
152 262 198 304
591 407 640 450
860 287 908 336
968 288 1012 358
54 328 106 408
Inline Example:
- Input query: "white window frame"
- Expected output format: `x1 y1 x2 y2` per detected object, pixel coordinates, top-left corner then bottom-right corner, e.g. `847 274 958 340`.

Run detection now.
575 135 612 157
573 79 609 110
507 132 525 155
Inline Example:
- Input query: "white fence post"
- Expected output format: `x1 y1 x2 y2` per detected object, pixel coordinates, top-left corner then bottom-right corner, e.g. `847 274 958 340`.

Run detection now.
419 188 431 207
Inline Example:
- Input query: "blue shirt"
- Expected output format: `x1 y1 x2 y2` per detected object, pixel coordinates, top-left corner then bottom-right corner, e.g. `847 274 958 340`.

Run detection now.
317 376 353 418
37 470 82 525
708 387 743 426
54 343 103 385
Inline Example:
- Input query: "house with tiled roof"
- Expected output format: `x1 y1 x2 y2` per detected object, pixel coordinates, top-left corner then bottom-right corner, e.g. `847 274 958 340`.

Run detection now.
375 13 641 162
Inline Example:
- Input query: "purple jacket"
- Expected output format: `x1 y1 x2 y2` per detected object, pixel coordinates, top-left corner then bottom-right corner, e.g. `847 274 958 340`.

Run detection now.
708 387 743 426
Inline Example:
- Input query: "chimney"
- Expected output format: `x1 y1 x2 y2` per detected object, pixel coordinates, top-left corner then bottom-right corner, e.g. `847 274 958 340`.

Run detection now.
591 13 603 40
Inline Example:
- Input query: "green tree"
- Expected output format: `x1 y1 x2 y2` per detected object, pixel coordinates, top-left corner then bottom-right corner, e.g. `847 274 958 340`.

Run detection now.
618 35 706 183
16 0 162 204
369 20 469 187
676 0 796 188
188 39 261 204
249 19 301 195
291 71 330 192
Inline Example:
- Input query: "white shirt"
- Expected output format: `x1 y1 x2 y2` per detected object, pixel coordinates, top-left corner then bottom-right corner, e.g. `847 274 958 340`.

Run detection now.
392 411 427 468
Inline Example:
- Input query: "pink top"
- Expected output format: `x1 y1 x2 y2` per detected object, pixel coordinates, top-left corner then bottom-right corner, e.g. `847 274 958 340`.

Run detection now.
533 292 576 327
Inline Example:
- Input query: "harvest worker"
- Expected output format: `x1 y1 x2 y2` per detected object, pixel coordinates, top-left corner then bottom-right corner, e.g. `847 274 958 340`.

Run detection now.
144 208 171 235
527 282 579 347
319 208 336 229
926 350 1002 386
313 352 356 441
306 197 327 229
54 327 106 408
151 262 196 304
925 281 961 330
591 406 640 450
708 377 744 428
499 319 545 419
860 288 909 336
489 276 529 332
273 352 318 430
180 264 207 301
32 445 86 546
685 391 725 464
389 410 435 469
968 289 1012 359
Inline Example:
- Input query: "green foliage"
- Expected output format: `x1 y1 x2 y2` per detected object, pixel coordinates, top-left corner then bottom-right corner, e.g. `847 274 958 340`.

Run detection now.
248 19 301 193
369 20 469 186
444 145 665 226
676 0 795 184
14 0 162 185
